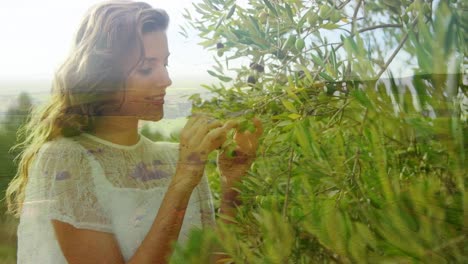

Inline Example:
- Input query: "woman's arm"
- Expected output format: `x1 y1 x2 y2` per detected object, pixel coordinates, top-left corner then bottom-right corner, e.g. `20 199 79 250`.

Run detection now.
131 115 240 263
127 166 201 264
208 182 243 264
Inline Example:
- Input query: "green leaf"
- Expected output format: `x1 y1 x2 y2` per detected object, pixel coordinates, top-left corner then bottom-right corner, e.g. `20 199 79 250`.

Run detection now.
331 46 337 73
288 113 301 120
297 8 311 30
277 120 292 127
348 232 367 262
248 15 263 36
319 72 334 81
218 75 232 82
226 4 236 19
262 0 278 16
285 4 294 22
281 99 297 113
297 64 314 83
321 23 340 30
207 70 218 78
343 36 359 54
214 14 225 30
355 222 377 249
351 89 373 109
311 54 325 68
282 35 296 50
207 69 232 82
286 87 301 102
294 122 313 156
197 38 219 47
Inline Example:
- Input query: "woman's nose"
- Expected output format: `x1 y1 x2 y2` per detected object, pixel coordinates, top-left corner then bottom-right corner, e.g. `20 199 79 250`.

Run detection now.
158 67 172 88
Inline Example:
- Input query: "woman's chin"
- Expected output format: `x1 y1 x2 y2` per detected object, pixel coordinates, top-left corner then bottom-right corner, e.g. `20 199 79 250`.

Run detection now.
140 113 163 122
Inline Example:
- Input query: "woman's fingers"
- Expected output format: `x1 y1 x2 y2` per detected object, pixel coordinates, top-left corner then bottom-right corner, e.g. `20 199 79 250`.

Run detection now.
235 131 256 152
252 117 263 137
200 120 238 152
190 116 223 144
191 121 223 146
181 114 202 138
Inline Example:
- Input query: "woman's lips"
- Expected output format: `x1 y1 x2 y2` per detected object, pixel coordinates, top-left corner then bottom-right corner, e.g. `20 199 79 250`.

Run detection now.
131 99 165 104
149 99 164 104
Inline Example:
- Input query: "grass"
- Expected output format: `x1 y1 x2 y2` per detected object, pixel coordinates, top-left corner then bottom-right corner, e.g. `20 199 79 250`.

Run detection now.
0 209 18 264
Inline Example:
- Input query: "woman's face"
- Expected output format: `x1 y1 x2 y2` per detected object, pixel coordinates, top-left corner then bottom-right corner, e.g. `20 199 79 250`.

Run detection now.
109 30 172 121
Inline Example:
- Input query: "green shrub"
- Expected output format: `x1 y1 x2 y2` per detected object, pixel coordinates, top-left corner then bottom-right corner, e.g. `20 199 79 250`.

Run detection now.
170 0 466 263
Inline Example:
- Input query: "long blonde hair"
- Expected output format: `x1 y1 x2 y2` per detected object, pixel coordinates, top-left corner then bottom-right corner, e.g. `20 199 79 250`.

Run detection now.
4 0 169 217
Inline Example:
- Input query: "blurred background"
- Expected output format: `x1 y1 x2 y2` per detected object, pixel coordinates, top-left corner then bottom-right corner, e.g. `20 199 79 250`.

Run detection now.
0 0 466 263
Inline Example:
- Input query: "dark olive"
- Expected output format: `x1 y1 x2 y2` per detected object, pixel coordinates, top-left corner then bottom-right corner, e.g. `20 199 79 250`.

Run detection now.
247 75 256 85
255 64 265 73
249 63 265 73
297 70 305 79
216 42 224 49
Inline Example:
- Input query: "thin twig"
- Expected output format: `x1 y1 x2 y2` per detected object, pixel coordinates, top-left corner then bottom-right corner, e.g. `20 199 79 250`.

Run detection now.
282 147 295 219
352 0 362 35
359 23 403 33
337 0 352 10
375 32 409 79
376 18 418 79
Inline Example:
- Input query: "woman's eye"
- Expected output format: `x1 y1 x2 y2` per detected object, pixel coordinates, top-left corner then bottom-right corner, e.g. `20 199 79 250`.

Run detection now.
138 68 152 75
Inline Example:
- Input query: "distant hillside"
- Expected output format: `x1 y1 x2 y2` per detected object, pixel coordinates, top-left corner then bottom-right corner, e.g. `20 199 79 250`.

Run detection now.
1 74 464 129
0 78 217 118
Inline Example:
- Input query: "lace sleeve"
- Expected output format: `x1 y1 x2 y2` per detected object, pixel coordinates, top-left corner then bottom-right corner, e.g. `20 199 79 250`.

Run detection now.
35 137 112 233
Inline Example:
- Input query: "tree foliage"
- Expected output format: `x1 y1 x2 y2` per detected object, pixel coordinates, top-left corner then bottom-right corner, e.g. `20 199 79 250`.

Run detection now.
170 0 466 263
0 92 33 212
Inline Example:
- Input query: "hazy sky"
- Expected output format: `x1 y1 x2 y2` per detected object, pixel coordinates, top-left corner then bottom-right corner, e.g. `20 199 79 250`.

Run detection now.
0 0 227 87
1 0 451 93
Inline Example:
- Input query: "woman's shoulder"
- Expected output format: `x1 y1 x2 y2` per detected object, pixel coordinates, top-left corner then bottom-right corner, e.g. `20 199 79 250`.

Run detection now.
30 136 92 180
37 136 87 160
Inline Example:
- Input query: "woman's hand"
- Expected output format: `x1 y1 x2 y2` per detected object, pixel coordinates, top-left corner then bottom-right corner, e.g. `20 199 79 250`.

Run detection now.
176 113 238 190
217 116 263 190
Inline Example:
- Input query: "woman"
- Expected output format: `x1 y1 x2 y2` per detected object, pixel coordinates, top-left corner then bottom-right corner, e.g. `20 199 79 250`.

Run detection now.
5 1 263 263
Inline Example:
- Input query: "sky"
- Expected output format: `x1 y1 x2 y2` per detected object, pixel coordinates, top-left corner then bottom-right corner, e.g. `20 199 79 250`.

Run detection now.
0 0 226 88
0 0 459 94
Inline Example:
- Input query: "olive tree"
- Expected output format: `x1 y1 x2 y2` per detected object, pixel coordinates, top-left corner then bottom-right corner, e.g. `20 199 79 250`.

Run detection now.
170 0 466 263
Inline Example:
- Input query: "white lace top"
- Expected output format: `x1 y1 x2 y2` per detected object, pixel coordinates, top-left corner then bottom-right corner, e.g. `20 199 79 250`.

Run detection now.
16 132 216 263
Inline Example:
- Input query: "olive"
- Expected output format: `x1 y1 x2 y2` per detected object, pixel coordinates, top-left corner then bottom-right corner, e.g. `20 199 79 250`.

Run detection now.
247 75 256 85
255 64 265 73
295 38 305 51
217 50 224 57
319 5 332 19
250 62 264 73
259 11 268 22
308 14 319 25
330 11 341 23
216 42 224 49
297 70 305 79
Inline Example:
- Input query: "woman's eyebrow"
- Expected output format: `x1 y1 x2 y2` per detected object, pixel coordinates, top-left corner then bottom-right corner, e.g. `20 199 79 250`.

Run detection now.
144 53 170 62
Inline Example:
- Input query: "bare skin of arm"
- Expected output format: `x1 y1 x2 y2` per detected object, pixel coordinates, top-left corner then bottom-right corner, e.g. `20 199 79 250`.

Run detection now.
127 167 203 264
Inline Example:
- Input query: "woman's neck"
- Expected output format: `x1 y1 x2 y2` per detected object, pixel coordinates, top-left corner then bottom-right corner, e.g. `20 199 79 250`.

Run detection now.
88 116 140 146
